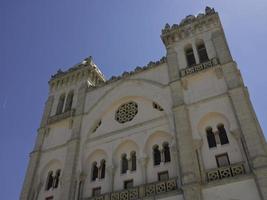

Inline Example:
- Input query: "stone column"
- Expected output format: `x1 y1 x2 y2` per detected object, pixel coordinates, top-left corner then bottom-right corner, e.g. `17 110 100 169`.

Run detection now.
107 165 115 192
138 157 148 184
192 44 200 64
60 83 87 200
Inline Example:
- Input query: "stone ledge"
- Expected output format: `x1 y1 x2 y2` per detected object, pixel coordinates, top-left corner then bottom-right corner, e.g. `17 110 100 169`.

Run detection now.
47 109 75 124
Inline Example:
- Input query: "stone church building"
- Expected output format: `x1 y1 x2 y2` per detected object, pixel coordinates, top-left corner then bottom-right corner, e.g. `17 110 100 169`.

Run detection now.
20 7 267 200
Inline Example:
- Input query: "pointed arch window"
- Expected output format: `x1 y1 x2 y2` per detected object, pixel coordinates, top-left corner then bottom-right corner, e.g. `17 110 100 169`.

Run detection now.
197 42 209 63
185 46 196 67
217 124 229 145
53 169 61 188
45 171 54 191
64 91 74 112
121 154 128 174
56 94 65 115
163 142 171 163
100 160 106 179
153 145 161 166
130 151 137 171
206 127 217 148
92 162 98 181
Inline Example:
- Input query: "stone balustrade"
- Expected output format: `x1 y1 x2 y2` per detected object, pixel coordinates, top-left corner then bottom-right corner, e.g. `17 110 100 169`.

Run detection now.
206 162 245 182
85 178 179 200
47 109 75 124
180 57 219 77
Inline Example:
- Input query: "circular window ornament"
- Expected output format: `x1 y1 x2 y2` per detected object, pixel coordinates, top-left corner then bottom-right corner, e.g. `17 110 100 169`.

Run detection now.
115 101 138 123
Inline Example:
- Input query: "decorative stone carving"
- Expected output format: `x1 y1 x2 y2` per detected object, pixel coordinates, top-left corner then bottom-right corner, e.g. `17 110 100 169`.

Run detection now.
115 102 138 124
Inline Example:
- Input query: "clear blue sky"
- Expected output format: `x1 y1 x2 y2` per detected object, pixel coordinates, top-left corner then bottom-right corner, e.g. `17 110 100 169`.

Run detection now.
1 0 267 199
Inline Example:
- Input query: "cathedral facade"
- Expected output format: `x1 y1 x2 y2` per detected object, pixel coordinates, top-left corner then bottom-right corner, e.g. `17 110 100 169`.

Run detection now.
20 7 267 200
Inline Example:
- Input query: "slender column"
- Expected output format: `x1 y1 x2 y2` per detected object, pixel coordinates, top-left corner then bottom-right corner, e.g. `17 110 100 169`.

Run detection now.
138 157 148 184
192 44 200 64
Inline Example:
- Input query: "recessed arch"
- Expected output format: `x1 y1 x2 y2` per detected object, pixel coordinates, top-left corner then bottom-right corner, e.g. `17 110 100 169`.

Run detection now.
197 112 231 137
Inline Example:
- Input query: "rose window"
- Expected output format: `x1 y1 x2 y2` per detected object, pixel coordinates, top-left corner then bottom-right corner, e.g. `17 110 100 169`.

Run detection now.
115 102 138 123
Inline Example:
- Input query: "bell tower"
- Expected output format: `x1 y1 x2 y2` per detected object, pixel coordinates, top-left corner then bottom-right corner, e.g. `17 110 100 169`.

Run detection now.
162 6 267 200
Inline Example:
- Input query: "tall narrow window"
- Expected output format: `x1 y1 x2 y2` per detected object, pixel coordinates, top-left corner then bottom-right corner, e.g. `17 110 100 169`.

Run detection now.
206 127 216 148
131 151 136 171
100 160 106 179
163 142 171 163
217 124 229 145
64 91 74 112
56 94 65 115
185 47 196 67
45 171 54 191
197 43 209 63
92 162 98 181
53 169 61 188
121 154 128 174
153 145 161 166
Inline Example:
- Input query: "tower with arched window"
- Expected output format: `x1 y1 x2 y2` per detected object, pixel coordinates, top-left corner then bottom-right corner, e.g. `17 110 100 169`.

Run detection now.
21 7 267 200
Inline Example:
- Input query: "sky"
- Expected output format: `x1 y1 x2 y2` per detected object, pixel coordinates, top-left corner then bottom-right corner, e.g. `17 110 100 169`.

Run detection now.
1 0 267 199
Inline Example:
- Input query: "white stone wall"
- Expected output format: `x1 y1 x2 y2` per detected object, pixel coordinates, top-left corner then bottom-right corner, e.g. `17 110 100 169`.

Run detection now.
202 178 261 200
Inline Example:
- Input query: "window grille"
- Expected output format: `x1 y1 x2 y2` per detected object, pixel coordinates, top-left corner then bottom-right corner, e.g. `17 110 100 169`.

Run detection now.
115 102 138 124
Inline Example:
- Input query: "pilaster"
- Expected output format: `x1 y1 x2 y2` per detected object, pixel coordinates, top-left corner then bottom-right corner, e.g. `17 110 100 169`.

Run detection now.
138 157 148 184
107 165 116 192
211 30 233 65
166 46 180 82
228 86 267 199
59 83 87 200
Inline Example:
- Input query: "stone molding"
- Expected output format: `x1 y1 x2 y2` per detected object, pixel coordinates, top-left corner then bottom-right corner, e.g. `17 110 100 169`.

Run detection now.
47 109 75 124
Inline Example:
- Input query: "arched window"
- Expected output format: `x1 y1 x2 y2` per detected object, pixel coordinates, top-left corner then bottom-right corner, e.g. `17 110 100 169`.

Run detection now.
64 91 74 112
153 145 161 166
185 46 196 67
53 169 61 188
92 162 98 181
121 154 128 174
45 171 54 191
56 94 65 115
217 124 229 145
130 151 136 171
197 42 209 63
206 127 217 148
100 160 106 179
163 142 171 163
